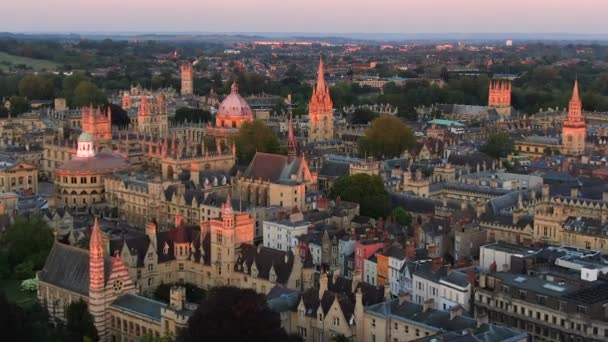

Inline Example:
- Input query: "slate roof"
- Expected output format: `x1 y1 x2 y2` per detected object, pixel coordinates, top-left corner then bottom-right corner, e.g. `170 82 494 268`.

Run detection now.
37 242 113 296
110 294 167 321
243 152 307 183
235 244 295 284
366 298 477 331
319 160 350 178
447 152 495 167
300 275 385 320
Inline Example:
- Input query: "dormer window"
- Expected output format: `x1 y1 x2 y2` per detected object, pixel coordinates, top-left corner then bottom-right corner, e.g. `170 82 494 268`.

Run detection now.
163 242 169 255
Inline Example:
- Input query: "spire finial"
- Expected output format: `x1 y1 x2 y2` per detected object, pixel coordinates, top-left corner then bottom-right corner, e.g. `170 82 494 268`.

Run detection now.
231 82 238 94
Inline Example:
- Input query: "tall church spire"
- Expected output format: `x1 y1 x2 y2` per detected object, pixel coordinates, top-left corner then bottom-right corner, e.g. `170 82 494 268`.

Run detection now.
89 217 106 339
287 94 296 160
568 79 582 121
89 217 104 290
562 79 586 155
316 54 326 93
308 54 334 142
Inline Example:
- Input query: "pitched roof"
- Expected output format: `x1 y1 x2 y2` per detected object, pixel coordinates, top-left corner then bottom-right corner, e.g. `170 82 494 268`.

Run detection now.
235 244 295 284
37 242 112 296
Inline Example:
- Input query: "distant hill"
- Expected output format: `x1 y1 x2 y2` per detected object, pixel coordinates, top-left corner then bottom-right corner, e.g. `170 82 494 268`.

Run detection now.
0 52 60 72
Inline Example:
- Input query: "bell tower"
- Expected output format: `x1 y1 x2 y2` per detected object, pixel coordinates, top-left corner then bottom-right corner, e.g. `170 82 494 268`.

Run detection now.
488 78 512 116
562 80 586 155
181 61 194 96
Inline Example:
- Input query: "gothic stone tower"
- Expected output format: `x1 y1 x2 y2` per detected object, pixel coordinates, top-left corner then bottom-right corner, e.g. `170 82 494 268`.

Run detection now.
488 79 512 116
82 105 112 141
562 80 586 155
181 62 194 96
209 195 254 285
308 56 334 142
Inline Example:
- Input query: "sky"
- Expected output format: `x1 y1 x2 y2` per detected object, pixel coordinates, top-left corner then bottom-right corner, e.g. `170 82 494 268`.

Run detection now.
2 0 608 35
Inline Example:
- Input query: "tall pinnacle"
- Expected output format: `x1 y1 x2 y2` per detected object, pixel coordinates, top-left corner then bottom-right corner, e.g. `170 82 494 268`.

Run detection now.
571 79 580 102
316 54 326 93
568 79 582 121
287 94 296 159
90 217 102 254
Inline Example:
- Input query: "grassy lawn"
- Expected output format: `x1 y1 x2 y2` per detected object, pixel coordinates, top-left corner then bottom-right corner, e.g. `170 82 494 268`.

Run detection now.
0 52 60 72
0 278 37 308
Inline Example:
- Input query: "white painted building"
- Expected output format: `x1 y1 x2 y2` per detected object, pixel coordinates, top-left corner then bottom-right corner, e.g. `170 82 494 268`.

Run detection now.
413 267 473 312
263 212 309 252
479 241 538 272
364 256 378 286
385 245 407 297
338 237 356 278
438 271 472 311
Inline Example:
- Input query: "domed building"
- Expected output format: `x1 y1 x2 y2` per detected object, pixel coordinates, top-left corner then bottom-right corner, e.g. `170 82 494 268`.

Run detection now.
207 82 254 139
55 132 131 208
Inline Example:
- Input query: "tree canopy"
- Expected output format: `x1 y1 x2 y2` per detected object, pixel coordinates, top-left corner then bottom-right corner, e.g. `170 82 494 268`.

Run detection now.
180 286 287 342
0 216 54 279
71 81 107 108
61 300 98 342
358 115 417 159
18 74 54 100
8 95 30 116
350 108 378 125
330 174 391 219
234 120 281 165
392 207 413 226
480 132 514 159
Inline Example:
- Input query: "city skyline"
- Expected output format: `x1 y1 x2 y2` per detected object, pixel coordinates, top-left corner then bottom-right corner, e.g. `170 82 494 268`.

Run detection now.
3 0 608 34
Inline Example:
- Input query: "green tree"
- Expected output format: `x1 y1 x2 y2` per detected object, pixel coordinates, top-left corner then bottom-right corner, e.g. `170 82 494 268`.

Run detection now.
358 115 417 159
173 107 212 123
18 74 54 100
392 207 412 226
8 95 30 115
0 291 32 340
331 334 351 342
63 300 98 342
480 132 514 159
0 216 54 277
180 286 287 342
62 72 89 106
350 108 378 125
71 81 107 107
234 120 281 164
330 174 391 219
287 333 304 342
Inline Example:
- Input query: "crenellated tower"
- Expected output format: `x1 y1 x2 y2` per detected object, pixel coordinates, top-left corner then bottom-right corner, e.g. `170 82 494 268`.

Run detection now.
562 80 586 155
488 79 512 116
82 105 112 141
181 62 193 96
308 55 334 142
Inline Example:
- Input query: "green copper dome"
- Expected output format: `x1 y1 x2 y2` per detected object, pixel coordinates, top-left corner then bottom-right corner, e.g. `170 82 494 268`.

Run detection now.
78 132 94 143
